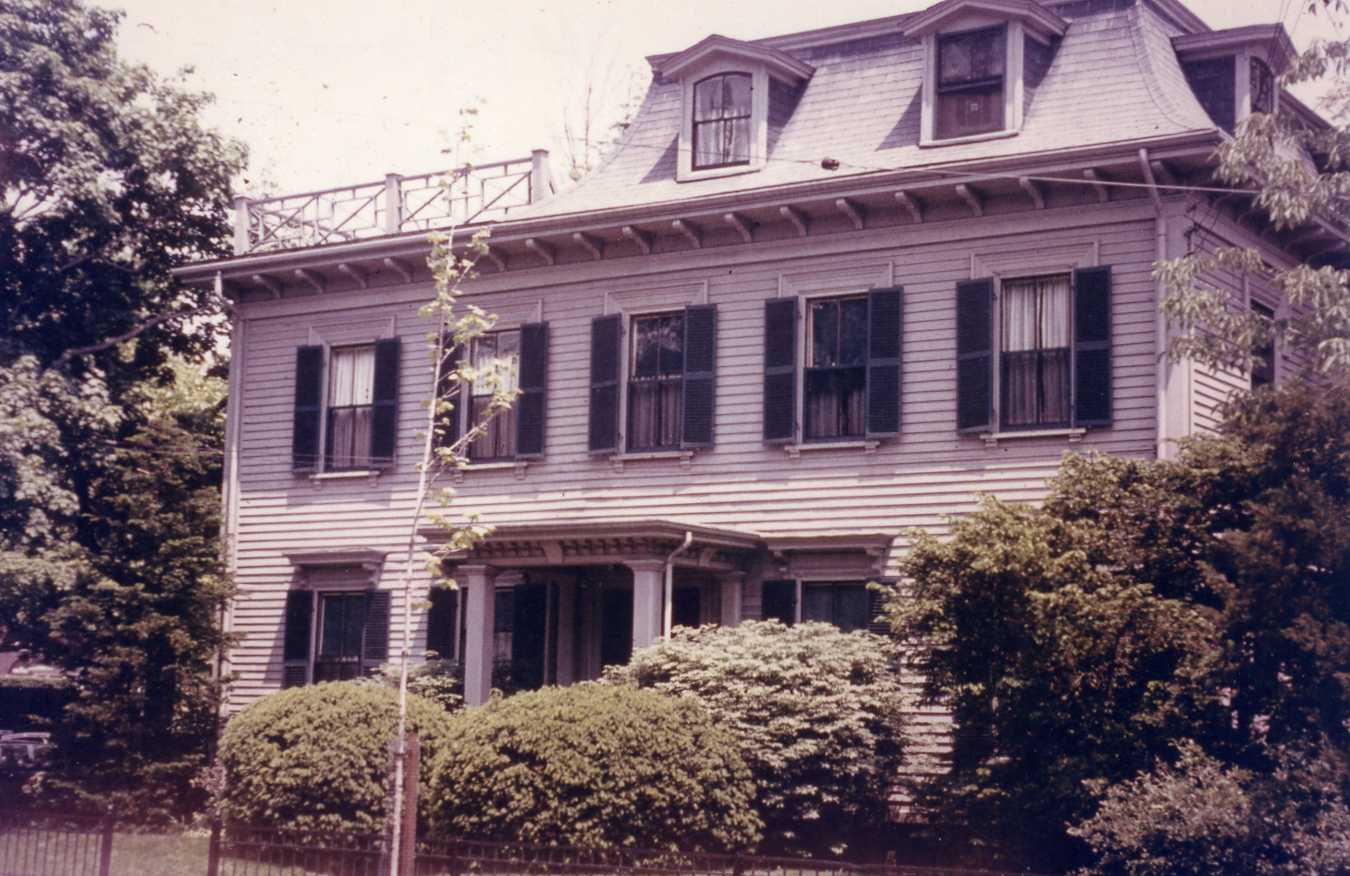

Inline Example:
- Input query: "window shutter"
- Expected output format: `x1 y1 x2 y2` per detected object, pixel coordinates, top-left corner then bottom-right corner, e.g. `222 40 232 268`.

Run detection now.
866 287 904 438
956 278 994 432
292 346 324 471
1074 266 1113 427
682 304 717 449
867 584 891 636
282 590 313 688
588 314 622 454
370 338 401 466
426 587 457 661
516 322 549 458
435 335 463 454
762 298 798 443
761 579 797 625
362 590 391 668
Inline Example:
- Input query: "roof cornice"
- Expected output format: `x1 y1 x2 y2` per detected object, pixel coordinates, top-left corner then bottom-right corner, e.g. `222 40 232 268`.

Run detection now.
1173 24 1297 69
649 34 814 83
904 0 1067 40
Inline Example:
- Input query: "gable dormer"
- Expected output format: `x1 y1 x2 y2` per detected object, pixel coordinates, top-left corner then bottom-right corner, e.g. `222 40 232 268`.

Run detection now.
1174 25 1296 134
907 0 1067 147
651 35 814 182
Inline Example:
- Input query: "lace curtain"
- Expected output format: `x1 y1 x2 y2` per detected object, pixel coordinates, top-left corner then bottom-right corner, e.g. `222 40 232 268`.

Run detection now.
1001 275 1071 427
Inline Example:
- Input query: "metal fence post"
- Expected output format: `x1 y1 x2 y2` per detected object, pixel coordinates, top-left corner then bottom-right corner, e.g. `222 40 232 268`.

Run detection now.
206 817 222 876
97 815 114 876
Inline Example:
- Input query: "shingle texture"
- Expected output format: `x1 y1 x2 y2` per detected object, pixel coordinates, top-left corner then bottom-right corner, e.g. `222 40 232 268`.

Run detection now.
520 1 1215 220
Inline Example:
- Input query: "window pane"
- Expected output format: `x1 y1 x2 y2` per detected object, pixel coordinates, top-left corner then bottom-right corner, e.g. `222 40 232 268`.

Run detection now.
471 330 519 394
939 28 1005 85
1252 301 1276 387
693 74 751 168
802 586 834 624
1250 59 1274 115
839 297 868 366
1001 274 1071 428
936 86 1004 139
469 395 517 460
330 346 375 406
805 367 865 439
634 317 662 377
833 586 871 632
658 314 684 376
811 300 839 367
724 74 751 117
628 379 682 450
319 594 366 658
327 406 373 469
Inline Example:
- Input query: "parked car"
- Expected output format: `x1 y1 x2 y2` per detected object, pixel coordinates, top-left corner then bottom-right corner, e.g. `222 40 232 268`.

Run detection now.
0 731 52 770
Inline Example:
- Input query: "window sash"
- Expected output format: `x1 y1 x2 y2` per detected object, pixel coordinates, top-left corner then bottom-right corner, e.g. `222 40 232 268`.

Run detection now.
1251 301 1276 388
692 74 752 170
314 594 366 682
938 27 1006 87
802 583 870 632
628 376 683 451
999 274 1072 429
804 296 867 441
326 405 374 470
468 330 521 461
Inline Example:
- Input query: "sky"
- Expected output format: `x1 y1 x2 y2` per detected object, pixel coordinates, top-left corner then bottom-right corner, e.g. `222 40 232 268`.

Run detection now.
108 0 1343 199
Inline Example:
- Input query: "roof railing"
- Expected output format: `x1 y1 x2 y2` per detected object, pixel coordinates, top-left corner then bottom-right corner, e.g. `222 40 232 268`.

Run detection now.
231 149 552 255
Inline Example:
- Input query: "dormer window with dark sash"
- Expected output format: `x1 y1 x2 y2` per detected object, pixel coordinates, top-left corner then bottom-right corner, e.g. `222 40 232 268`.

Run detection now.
692 73 752 170
629 312 685 451
1250 58 1274 115
936 26 1006 140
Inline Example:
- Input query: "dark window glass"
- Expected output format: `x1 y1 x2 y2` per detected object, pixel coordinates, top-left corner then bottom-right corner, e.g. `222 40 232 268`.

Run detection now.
672 587 701 629
314 593 367 682
1252 301 1276 388
762 580 797 625
802 583 870 632
325 345 375 470
628 312 684 450
1001 274 1072 428
1183 56 1236 132
805 297 867 440
936 27 1006 139
693 73 752 170
1250 58 1274 115
469 330 519 461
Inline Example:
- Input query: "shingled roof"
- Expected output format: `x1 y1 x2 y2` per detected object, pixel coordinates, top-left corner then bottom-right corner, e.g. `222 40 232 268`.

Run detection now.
518 0 1218 221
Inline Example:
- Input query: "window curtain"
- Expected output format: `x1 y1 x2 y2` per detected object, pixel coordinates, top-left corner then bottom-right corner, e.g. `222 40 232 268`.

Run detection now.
328 347 375 468
1002 275 1070 426
629 315 683 450
693 75 751 167
469 332 519 460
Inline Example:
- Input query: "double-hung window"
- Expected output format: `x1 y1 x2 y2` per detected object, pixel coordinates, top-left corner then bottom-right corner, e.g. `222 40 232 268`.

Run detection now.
325 345 376 470
692 73 752 170
313 593 368 682
1251 301 1276 388
936 26 1006 140
281 588 391 688
1000 274 1072 428
1250 59 1274 115
628 313 685 451
805 296 868 440
761 580 872 633
469 330 520 461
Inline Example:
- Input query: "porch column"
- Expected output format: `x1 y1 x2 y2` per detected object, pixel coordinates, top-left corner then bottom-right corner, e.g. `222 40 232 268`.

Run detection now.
460 563 497 707
720 571 745 627
555 579 576 685
626 559 665 650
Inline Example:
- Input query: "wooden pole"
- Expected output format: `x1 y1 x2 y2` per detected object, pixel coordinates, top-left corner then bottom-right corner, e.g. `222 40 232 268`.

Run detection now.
398 733 421 876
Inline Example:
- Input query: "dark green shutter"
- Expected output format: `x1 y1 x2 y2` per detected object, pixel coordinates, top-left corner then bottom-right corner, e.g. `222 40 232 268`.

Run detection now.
956 279 994 432
282 590 313 688
370 338 401 466
516 322 549 458
763 298 798 443
362 590 391 669
1073 266 1113 427
292 346 324 471
866 287 903 438
682 304 717 448
426 587 457 661
588 314 622 453
436 334 462 453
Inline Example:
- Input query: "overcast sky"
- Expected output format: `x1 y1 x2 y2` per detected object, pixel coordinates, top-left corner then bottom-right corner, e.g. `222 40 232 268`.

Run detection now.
109 0 1341 198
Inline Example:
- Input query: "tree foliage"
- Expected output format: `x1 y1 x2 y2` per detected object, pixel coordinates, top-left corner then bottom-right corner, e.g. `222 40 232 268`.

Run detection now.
888 382 1350 869
1159 7 1349 379
424 683 761 853
606 621 907 857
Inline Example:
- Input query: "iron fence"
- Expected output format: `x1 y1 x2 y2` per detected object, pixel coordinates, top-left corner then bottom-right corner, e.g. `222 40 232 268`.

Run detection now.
0 810 1045 876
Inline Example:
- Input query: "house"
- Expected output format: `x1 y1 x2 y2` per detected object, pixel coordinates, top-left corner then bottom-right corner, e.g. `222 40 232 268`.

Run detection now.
174 0 1340 737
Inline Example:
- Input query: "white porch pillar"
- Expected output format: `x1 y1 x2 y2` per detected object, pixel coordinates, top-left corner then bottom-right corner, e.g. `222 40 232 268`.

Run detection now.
555 579 576 686
720 571 745 627
626 559 665 651
460 563 497 707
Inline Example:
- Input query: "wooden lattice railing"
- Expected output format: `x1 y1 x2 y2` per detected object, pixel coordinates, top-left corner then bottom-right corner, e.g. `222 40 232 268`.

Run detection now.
232 150 550 255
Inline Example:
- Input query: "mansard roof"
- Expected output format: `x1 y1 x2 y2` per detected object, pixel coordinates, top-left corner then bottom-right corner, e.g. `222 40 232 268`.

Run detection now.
903 0 1067 40
516 0 1218 222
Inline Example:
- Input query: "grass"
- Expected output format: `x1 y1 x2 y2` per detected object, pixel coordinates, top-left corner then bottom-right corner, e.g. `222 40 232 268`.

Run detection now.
0 829 352 876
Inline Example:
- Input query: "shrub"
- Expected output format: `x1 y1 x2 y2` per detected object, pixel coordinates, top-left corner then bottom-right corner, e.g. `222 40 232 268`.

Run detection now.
218 682 455 836
367 658 464 713
1072 742 1350 876
605 620 906 855
424 683 761 852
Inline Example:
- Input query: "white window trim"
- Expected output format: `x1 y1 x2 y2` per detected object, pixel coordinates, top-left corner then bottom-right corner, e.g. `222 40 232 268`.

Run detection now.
678 59 769 182
920 18 1029 147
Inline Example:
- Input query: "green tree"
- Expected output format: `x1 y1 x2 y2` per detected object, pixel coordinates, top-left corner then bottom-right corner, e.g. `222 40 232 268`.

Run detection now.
1159 4 1349 379
888 383 1350 868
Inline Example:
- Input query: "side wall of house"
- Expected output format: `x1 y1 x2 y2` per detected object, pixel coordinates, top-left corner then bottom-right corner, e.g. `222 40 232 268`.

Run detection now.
226 201 1163 709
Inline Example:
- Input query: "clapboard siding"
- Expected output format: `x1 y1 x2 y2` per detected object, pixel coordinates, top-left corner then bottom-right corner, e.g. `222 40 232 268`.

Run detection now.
226 209 1161 708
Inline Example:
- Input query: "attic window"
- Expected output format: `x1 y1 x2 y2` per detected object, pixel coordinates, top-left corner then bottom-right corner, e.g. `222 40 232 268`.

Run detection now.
1250 58 1274 115
936 27 1007 140
693 73 752 170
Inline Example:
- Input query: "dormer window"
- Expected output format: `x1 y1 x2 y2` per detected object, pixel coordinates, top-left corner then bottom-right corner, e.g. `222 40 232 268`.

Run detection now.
1250 58 1274 115
1173 25 1293 133
693 73 753 170
910 0 1066 147
652 34 813 182
936 26 1007 140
